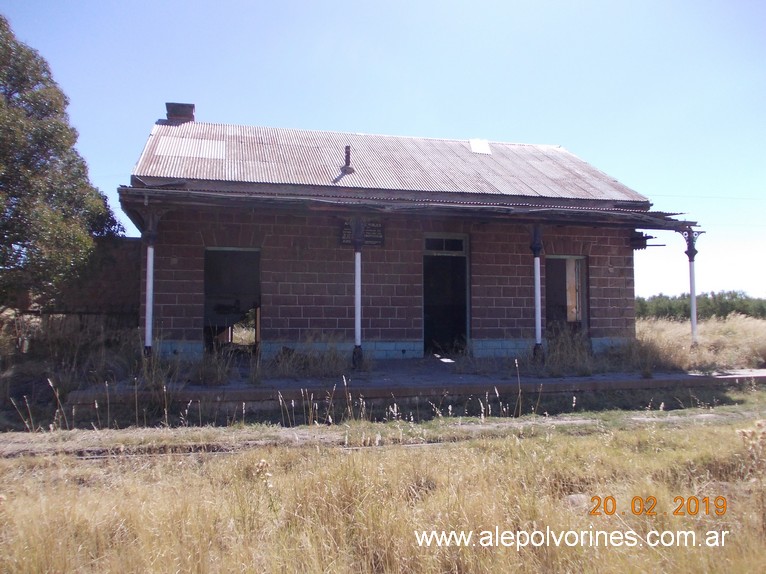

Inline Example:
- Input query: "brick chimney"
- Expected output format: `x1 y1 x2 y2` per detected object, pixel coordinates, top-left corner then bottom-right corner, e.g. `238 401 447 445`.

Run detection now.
165 102 195 123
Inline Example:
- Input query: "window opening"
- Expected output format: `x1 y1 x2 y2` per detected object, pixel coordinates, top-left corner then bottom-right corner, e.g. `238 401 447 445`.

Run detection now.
545 256 588 333
203 248 261 352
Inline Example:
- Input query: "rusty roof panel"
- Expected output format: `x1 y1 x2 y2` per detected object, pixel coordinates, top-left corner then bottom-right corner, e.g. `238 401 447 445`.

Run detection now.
131 122 649 204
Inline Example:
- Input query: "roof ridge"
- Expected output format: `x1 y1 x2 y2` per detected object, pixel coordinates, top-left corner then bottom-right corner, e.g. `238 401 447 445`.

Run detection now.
158 119 558 148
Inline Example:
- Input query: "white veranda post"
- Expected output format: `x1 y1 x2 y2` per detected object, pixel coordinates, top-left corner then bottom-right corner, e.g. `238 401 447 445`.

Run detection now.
679 227 703 345
351 217 365 368
355 249 362 347
142 211 161 356
530 224 544 359
144 242 154 354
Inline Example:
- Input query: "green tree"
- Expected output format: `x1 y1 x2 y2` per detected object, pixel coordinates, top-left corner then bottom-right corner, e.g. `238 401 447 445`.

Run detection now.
0 15 122 304
637 291 766 320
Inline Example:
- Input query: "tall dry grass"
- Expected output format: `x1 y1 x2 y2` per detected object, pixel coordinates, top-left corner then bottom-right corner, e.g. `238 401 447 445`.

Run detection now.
452 316 766 379
504 315 766 378
635 314 766 373
0 416 764 573
266 330 356 379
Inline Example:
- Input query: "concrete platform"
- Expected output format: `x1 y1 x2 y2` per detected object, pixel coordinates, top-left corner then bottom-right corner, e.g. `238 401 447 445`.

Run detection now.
67 355 766 409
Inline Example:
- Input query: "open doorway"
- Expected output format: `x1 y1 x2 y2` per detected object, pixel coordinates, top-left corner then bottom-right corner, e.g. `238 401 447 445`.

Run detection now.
204 248 260 350
423 236 468 354
545 256 588 334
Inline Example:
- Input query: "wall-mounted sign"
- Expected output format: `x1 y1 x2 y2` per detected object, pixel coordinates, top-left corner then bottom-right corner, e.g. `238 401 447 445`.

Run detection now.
340 221 384 246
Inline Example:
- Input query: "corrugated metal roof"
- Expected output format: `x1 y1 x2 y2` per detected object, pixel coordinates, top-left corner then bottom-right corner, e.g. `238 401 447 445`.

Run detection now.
131 121 649 205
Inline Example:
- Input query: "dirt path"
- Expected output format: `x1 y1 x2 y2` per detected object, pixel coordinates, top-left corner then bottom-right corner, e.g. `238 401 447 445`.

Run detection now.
2 397 763 459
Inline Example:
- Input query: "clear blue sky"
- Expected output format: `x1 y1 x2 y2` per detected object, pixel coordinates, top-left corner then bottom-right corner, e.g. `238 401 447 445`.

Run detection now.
2 0 765 297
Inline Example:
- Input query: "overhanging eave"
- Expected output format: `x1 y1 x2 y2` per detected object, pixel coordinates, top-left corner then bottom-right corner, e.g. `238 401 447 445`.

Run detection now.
118 184 696 232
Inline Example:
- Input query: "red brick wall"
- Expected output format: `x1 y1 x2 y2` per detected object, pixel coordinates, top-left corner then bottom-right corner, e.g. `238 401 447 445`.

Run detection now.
140 208 635 349
465 222 634 341
470 223 535 339
543 226 635 338
260 213 423 342
51 237 141 317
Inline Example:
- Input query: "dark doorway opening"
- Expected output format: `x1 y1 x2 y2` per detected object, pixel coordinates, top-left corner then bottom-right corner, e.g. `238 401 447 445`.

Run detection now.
423 254 467 354
204 249 260 349
545 257 587 334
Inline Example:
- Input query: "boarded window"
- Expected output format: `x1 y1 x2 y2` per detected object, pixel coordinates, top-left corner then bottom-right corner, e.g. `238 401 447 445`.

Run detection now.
545 257 587 331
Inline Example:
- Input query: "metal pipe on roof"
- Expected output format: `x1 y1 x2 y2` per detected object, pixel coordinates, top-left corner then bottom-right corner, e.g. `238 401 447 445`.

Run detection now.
341 145 355 175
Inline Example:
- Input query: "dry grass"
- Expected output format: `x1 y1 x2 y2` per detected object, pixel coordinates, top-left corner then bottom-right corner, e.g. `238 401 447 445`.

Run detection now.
0 411 764 573
2 315 764 572
265 331 355 379
456 316 766 378
232 323 256 346
634 315 766 373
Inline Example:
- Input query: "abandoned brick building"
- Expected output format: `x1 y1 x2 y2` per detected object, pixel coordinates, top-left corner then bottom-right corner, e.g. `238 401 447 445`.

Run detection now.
118 103 699 362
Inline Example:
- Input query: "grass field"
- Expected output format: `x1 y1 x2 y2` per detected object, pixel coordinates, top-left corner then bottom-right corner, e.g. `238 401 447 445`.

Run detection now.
635 314 766 373
1 316 765 572
0 385 764 573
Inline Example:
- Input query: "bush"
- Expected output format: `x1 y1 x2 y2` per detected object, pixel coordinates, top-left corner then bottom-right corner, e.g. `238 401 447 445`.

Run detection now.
636 291 766 320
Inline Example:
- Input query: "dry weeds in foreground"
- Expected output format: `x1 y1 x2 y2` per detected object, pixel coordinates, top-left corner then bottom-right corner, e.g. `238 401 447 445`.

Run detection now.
0 414 764 573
